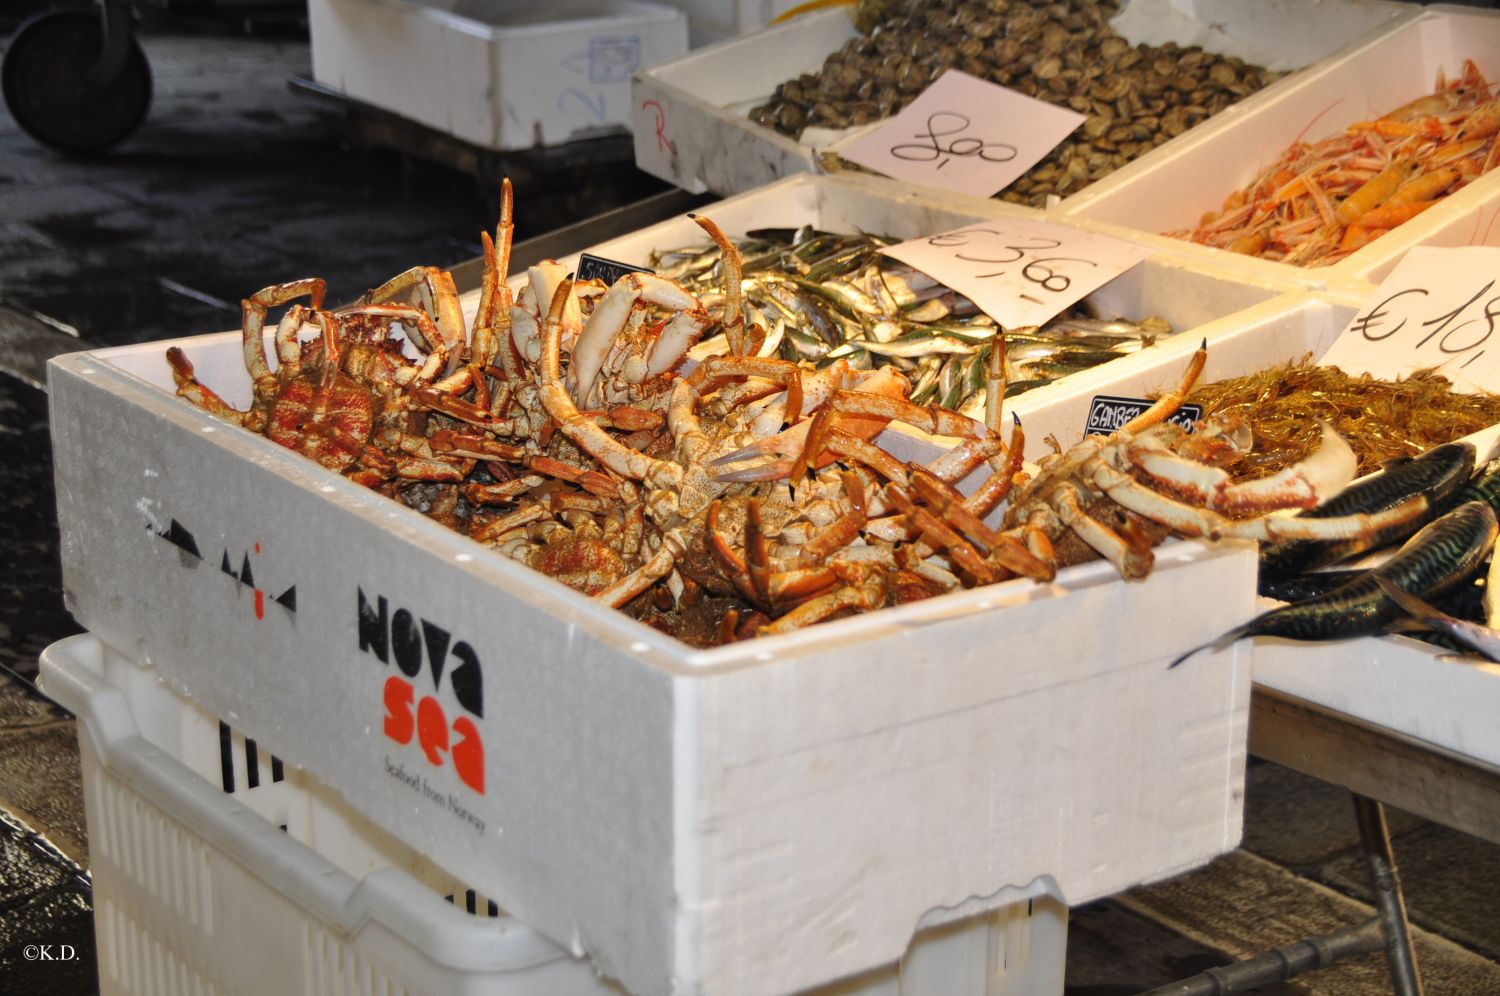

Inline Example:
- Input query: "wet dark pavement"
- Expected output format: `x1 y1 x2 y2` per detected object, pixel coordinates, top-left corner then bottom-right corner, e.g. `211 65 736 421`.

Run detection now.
2 17 1500 996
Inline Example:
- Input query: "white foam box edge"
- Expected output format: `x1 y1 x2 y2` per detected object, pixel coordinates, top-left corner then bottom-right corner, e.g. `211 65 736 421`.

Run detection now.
1056 6 1500 288
49 331 1254 995
667 0 817 49
631 0 1409 198
310 0 688 151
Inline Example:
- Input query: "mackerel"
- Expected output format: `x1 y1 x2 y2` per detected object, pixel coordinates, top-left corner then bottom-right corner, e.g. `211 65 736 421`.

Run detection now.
1172 500 1498 667
1259 440 1475 581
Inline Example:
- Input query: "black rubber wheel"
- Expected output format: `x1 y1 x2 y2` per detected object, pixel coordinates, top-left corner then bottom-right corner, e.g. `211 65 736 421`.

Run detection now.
2 10 152 155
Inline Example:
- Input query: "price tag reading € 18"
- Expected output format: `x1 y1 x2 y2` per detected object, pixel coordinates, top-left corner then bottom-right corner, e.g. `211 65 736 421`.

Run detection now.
880 217 1155 328
1320 246 1500 394
838 69 1085 198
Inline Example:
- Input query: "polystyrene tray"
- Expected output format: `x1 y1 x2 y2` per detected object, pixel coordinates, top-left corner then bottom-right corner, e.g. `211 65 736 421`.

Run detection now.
631 0 1408 198
1057 6 1500 288
48 219 1258 992
310 0 688 150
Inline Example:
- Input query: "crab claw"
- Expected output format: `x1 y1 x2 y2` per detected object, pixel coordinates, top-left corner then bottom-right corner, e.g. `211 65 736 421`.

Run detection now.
1130 420 1357 514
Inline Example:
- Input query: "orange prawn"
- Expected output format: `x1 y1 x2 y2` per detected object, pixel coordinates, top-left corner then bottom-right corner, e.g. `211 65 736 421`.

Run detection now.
1335 157 1415 227
1356 199 1442 230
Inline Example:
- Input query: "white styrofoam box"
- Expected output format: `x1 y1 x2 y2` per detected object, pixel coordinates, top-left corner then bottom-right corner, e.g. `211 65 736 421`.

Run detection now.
309 0 688 151
512 173 1310 462
1057 6 1500 289
631 1 1408 197
40 633 1069 996
660 0 814 48
49 320 1256 993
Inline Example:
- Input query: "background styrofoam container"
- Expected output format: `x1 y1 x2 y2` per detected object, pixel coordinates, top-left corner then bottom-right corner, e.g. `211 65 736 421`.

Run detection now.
630 0 1409 197
49 324 1256 994
41 633 1069 996
657 0 815 48
511 173 1310 464
309 0 688 150
1056 6 1500 288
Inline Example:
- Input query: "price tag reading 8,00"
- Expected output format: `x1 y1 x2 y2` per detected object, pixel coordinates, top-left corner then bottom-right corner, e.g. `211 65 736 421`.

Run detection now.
881 219 1155 328
1321 246 1500 394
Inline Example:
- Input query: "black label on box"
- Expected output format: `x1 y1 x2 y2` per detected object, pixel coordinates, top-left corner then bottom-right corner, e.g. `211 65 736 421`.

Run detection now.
1084 395 1201 436
576 253 654 285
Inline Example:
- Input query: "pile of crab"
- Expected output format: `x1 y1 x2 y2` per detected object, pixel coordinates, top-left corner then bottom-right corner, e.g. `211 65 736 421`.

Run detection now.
166 183 1423 646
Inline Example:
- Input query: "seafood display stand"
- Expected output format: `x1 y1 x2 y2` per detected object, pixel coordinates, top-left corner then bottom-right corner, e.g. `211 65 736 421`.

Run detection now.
43 173 1271 995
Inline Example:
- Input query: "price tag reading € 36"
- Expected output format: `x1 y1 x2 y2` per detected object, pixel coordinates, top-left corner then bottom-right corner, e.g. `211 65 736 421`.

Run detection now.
1320 246 1500 394
838 69 1085 198
880 217 1156 328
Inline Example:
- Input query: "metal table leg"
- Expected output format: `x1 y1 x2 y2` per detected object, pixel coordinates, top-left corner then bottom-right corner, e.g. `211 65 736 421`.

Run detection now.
1354 794 1424 996
1139 793 1425 995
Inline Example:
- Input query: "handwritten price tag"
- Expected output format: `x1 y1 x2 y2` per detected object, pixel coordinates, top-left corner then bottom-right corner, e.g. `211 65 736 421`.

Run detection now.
1321 246 1500 394
880 218 1155 327
838 69 1085 198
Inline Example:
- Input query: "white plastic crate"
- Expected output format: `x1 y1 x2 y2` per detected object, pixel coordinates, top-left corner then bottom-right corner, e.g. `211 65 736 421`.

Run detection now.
39 632 1069 996
1057 5 1500 288
631 0 1408 197
309 0 688 150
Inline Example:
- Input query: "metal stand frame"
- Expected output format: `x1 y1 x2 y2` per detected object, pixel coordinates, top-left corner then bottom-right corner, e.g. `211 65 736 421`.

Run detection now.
1141 794 1423 995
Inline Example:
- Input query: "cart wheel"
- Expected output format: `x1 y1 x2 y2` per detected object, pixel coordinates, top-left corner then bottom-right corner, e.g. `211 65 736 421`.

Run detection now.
2 10 152 155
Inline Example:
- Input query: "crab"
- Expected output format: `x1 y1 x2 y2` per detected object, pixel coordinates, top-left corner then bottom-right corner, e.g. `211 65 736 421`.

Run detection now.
167 280 380 473
904 344 1434 581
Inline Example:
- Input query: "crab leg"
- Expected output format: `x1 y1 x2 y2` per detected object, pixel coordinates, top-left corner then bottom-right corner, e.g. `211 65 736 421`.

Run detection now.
538 278 682 489
1124 340 1207 435
568 272 704 402
243 278 327 407
595 533 687 609
799 473 869 564
473 178 514 369
166 347 260 428
1052 484 1154 580
1126 421 1357 513
757 566 888 635
829 389 990 440
360 266 466 372
1088 462 1430 542
691 214 749 356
